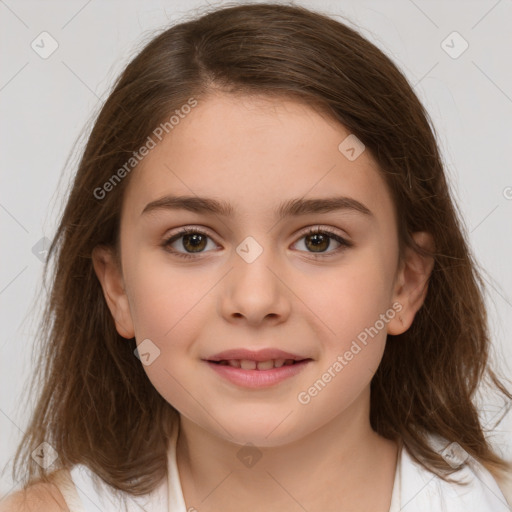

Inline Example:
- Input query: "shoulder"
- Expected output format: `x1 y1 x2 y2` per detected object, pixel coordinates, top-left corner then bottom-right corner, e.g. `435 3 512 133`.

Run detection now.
494 467 512 507
399 437 512 511
0 480 68 512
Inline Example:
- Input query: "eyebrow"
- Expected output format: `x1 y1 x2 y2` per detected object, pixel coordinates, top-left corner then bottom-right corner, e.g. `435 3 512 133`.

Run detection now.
141 195 373 219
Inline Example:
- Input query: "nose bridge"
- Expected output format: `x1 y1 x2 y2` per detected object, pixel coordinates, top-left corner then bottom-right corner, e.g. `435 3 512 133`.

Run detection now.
221 233 290 323
233 234 280 292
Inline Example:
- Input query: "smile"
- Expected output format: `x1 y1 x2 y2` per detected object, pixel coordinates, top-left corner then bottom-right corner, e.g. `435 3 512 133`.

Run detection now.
205 359 312 388
212 359 302 370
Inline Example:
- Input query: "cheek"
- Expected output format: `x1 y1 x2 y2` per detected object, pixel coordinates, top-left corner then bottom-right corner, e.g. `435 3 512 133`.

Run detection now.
294 247 396 402
302 248 396 343
296 264 391 416
126 266 210 414
126 246 208 339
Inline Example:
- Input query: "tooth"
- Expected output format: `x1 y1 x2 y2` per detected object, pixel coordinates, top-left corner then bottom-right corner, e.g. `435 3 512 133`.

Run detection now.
256 360 274 370
284 359 295 366
228 360 241 368
240 359 257 370
274 359 285 368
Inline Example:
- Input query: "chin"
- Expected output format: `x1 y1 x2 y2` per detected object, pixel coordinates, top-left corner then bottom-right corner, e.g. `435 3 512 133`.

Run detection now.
212 418 308 449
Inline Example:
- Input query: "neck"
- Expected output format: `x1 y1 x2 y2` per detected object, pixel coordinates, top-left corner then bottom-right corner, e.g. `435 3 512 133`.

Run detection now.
175 389 399 511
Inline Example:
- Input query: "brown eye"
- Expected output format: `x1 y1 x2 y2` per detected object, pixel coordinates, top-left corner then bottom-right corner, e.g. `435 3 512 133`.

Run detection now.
293 227 352 257
304 232 331 252
181 233 208 253
163 228 217 259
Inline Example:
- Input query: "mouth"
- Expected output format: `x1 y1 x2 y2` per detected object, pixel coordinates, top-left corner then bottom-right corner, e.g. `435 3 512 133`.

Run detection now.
203 348 313 387
208 358 311 370
204 354 313 388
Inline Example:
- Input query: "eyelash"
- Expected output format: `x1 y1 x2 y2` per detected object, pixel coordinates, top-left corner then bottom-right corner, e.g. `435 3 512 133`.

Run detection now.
162 226 352 260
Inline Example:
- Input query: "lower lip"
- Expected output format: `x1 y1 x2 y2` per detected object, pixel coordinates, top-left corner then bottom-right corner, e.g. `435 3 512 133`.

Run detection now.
205 360 311 388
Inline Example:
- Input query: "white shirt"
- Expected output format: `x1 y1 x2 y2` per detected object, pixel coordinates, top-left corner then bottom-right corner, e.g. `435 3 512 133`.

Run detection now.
50 421 512 511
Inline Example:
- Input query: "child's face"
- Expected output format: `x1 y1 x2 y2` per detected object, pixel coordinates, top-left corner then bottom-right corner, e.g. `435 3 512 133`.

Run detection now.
94 93 428 446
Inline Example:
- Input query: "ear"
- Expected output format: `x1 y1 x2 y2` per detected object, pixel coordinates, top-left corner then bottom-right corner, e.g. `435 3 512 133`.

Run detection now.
92 245 135 339
387 231 435 335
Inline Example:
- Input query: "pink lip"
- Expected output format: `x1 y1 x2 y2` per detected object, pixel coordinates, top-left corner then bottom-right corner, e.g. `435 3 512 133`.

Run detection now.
206 348 308 362
205 360 312 388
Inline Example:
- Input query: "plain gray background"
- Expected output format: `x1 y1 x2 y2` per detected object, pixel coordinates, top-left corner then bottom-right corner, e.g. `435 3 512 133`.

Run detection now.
1 0 511 496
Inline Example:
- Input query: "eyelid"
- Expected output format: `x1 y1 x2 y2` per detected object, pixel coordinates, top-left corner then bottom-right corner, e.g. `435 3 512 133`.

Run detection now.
164 224 349 242
294 224 349 240
291 225 352 257
162 224 352 259
162 226 220 260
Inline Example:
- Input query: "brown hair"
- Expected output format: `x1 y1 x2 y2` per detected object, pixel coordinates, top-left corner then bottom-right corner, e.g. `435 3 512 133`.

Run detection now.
9 0 512 499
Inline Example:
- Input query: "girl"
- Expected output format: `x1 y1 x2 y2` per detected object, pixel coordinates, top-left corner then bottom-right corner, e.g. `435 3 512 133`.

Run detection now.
2 2 512 511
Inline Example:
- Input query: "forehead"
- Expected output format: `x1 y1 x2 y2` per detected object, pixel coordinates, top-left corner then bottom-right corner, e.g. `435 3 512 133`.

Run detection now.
122 93 394 224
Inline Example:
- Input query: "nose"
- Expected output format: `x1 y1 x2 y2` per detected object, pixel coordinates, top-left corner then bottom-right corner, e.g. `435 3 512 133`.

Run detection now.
219 241 291 327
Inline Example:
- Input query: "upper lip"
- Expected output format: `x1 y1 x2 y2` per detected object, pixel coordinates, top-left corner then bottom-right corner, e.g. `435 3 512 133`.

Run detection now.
205 348 311 362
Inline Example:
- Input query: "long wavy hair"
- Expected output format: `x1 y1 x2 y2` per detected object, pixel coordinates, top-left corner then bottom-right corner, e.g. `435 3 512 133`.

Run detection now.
9 1 512 498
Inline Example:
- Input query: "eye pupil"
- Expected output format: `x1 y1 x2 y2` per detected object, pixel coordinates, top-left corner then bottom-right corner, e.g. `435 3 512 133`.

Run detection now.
183 234 206 252
306 233 329 252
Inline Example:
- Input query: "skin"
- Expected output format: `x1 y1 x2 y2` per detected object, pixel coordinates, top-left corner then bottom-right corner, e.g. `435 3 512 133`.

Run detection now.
93 93 434 511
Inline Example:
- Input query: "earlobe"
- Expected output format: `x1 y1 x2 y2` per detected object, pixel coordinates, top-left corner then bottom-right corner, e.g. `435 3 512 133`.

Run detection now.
388 231 435 335
91 245 135 339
